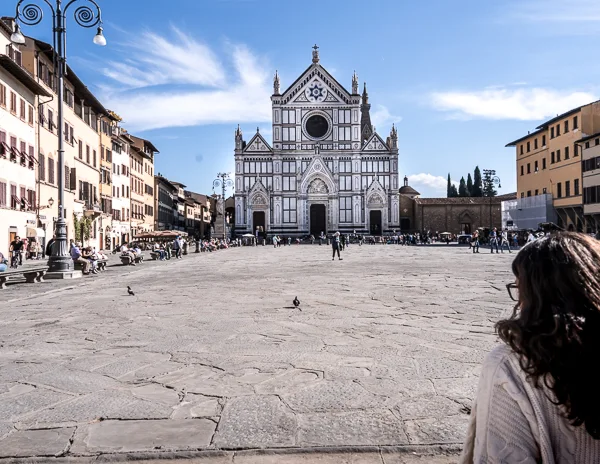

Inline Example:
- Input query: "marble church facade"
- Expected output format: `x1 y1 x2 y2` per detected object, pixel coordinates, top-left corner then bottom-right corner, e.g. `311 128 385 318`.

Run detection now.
233 46 400 237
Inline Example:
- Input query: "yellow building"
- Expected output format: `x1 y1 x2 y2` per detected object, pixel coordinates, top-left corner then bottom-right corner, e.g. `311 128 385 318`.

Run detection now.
21 38 110 249
507 100 600 231
97 113 118 250
130 135 158 234
578 132 600 232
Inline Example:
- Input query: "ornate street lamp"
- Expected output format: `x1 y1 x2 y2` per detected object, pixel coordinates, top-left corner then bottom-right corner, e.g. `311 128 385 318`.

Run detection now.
483 169 502 230
212 172 233 241
11 0 106 278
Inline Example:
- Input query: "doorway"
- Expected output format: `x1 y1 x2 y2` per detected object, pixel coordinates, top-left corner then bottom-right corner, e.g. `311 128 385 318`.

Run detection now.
310 204 326 237
461 223 471 234
370 210 382 236
253 211 266 237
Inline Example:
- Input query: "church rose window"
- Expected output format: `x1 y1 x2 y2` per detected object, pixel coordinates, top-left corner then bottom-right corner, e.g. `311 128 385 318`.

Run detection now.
306 114 329 139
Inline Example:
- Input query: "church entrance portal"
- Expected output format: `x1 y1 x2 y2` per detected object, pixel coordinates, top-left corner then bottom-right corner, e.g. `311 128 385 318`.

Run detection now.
253 211 265 236
370 210 382 236
310 204 326 237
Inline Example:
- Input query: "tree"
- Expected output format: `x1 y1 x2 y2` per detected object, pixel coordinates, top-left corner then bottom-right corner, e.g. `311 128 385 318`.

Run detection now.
447 173 452 198
458 177 468 197
472 166 483 197
466 173 473 197
450 184 458 197
483 172 498 197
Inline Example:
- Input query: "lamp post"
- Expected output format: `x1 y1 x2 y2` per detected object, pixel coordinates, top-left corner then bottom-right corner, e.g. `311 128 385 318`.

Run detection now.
483 169 502 230
212 173 233 241
11 0 106 278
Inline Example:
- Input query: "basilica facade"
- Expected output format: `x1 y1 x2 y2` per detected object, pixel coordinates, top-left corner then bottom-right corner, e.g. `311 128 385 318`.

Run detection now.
233 46 400 237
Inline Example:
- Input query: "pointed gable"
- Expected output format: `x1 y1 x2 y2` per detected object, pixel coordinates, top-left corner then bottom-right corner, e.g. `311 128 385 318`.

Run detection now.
299 150 337 194
243 130 273 154
248 178 269 206
281 64 353 105
366 178 388 206
361 132 391 152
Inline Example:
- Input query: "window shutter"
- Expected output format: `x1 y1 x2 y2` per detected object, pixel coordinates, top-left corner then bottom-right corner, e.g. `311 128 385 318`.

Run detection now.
70 167 77 191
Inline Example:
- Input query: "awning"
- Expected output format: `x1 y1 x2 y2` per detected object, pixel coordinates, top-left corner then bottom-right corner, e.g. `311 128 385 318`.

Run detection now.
26 227 45 238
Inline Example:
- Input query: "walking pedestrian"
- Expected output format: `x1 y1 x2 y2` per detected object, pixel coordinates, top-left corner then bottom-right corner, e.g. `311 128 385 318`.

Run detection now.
331 231 342 261
461 233 600 463
489 228 499 254
512 233 519 249
471 231 480 253
499 229 511 253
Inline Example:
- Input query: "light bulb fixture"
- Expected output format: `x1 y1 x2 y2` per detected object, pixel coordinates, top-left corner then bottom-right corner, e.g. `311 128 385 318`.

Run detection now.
93 26 107 46
10 23 26 45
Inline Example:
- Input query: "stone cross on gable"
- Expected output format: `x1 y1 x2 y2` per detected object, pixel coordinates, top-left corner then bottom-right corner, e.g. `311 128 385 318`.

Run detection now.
255 138 261 150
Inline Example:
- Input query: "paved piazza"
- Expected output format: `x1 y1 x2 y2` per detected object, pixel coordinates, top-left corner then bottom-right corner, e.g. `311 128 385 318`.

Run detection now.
0 244 515 461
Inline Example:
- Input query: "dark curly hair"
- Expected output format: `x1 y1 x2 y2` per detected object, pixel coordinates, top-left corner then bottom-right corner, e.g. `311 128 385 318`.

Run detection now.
496 232 600 439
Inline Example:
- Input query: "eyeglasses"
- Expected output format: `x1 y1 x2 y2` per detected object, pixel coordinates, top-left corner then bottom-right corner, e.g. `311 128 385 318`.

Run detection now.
506 283 519 302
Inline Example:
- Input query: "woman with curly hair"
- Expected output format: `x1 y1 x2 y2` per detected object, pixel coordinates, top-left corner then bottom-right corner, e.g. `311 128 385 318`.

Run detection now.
461 232 600 463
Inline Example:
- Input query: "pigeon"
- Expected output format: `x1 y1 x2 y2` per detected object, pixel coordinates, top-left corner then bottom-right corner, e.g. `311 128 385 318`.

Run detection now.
127 286 135 296
293 296 300 308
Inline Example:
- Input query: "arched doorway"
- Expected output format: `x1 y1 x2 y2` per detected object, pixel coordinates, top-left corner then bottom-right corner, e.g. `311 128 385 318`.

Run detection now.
370 210 382 235
310 204 326 237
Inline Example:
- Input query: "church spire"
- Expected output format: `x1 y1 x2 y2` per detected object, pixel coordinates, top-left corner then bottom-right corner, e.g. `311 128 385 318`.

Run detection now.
235 124 244 151
312 44 320 64
360 82 373 143
273 70 280 95
352 70 358 95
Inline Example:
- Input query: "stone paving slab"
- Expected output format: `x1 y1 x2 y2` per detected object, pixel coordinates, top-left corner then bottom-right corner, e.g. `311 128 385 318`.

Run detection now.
71 419 217 454
0 245 514 459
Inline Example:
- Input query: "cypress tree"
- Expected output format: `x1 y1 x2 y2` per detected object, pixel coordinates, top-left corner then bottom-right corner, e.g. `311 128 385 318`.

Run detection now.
472 166 483 197
466 173 473 197
447 173 452 198
458 177 468 197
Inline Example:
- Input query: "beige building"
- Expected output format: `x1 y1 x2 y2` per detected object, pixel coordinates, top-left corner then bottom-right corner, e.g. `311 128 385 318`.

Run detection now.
19 38 109 249
0 20 51 253
507 100 600 231
578 132 600 232
130 135 158 234
97 113 118 250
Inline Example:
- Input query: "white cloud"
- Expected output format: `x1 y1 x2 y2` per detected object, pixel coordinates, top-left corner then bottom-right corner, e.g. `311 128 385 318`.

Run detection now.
370 104 401 131
97 27 272 131
430 87 596 121
512 0 600 22
406 173 447 193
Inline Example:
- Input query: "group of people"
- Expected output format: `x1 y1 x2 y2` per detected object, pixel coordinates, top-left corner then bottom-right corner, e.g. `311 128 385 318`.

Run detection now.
70 240 108 275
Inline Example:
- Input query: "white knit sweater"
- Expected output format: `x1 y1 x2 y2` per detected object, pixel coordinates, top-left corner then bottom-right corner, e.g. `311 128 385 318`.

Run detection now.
460 344 600 463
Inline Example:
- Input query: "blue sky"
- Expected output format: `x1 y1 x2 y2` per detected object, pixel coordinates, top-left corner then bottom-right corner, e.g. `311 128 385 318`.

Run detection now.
11 0 600 196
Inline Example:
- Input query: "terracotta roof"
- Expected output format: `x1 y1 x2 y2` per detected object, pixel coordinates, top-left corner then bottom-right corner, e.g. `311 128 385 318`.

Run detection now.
505 128 545 147
535 100 600 129
0 55 51 97
415 193 517 205
575 131 600 145
399 185 420 195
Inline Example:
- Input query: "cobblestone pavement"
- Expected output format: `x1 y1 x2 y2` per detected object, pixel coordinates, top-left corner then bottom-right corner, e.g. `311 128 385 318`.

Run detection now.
0 244 515 461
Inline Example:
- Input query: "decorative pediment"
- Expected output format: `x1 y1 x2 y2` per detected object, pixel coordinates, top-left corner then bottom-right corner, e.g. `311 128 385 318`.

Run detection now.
299 152 336 194
244 131 273 153
249 177 269 197
366 178 387 206
361 132 390 152
281 64 353 105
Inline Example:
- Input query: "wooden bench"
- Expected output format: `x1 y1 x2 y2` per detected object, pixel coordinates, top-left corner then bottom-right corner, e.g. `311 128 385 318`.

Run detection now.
74 258 108 272
0 267 48 289
120 253 144 266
